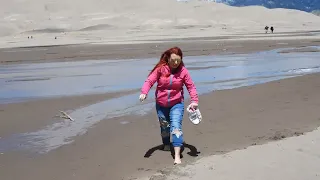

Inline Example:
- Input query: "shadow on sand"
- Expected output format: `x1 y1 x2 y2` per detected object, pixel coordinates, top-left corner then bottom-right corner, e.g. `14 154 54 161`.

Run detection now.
144 143 200 159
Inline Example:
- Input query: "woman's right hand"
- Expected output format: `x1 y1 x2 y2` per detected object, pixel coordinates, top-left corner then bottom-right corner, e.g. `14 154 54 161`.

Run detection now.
139 94 147 102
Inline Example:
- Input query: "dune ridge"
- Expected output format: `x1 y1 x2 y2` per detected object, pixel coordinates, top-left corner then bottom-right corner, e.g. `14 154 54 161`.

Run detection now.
1 0 320 48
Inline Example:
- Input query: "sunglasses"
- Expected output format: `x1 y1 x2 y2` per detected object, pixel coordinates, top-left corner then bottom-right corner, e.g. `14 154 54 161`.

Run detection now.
169 58 182 62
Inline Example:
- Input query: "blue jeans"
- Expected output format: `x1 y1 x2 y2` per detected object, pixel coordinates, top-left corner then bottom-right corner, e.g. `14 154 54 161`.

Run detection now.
156 102 184 147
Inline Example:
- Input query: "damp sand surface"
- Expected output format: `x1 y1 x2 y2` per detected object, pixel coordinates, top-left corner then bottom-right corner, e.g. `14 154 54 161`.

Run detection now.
1 37 320 65
278 46 320 53
1 71 320 180
1 45 320 180
1 46 320 153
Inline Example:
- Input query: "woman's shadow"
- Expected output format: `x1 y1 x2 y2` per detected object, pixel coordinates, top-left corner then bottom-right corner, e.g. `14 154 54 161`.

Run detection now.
144 142 200 159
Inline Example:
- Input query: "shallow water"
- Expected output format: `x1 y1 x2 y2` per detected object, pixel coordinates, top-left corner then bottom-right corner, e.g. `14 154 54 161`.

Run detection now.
1 46 320 154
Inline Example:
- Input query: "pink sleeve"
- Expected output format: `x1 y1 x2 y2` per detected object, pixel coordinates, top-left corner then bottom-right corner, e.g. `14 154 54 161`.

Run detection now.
183 68 199 104
141 67 160 94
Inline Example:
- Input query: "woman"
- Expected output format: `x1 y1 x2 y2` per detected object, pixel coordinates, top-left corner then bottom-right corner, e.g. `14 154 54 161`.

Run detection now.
139 46 199 165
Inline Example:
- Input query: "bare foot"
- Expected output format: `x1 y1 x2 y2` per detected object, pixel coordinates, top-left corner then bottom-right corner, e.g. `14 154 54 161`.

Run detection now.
174 158 182 165
174 146 182 165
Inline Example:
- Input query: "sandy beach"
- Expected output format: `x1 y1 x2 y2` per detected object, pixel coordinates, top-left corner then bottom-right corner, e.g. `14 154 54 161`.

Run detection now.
1 38 320 180
1 70 320 180
1 36 320 65
1 0 320 180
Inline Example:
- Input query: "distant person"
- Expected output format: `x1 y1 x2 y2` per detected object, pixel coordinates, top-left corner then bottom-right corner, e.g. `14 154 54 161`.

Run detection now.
265 26 269 33
139 47 199 165
270 26 274 33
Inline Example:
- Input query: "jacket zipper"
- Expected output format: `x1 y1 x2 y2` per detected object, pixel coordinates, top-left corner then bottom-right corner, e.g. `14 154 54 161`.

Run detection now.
167 74 173 107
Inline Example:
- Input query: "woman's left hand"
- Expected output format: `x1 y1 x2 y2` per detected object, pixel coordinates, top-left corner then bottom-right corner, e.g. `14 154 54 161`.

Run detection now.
189 102 198 111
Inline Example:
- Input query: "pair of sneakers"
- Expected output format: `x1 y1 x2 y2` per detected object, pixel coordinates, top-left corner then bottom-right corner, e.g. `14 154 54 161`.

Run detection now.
187 104 202 125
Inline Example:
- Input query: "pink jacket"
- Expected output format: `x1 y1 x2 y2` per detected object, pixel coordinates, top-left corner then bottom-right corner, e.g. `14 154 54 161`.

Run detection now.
141 65 199 107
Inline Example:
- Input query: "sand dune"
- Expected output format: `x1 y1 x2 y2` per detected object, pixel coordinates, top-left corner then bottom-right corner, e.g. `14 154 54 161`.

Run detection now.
1 0 320 48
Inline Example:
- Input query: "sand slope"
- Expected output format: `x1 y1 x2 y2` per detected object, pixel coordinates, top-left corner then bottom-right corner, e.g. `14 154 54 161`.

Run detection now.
142 127 320 180
1 0 320 48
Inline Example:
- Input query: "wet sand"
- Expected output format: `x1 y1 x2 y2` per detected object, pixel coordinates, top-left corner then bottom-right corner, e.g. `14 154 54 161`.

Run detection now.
1 36 320 180
278 46 320 53
0 89 138 137
1 72 320 180
1 37 320 65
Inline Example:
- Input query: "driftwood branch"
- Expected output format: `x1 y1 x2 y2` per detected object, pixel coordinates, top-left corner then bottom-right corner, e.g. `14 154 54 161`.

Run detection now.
55 111 75 121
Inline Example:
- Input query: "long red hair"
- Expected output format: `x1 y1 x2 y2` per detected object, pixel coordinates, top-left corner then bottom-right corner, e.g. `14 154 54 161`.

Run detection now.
148 46 184 77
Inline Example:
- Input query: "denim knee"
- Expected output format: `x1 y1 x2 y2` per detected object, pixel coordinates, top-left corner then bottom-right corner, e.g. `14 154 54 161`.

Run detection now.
171 128 184 147
170 103 184 147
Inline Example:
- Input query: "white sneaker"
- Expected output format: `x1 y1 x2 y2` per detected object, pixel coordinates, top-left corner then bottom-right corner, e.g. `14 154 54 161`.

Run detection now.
187 104 202 125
